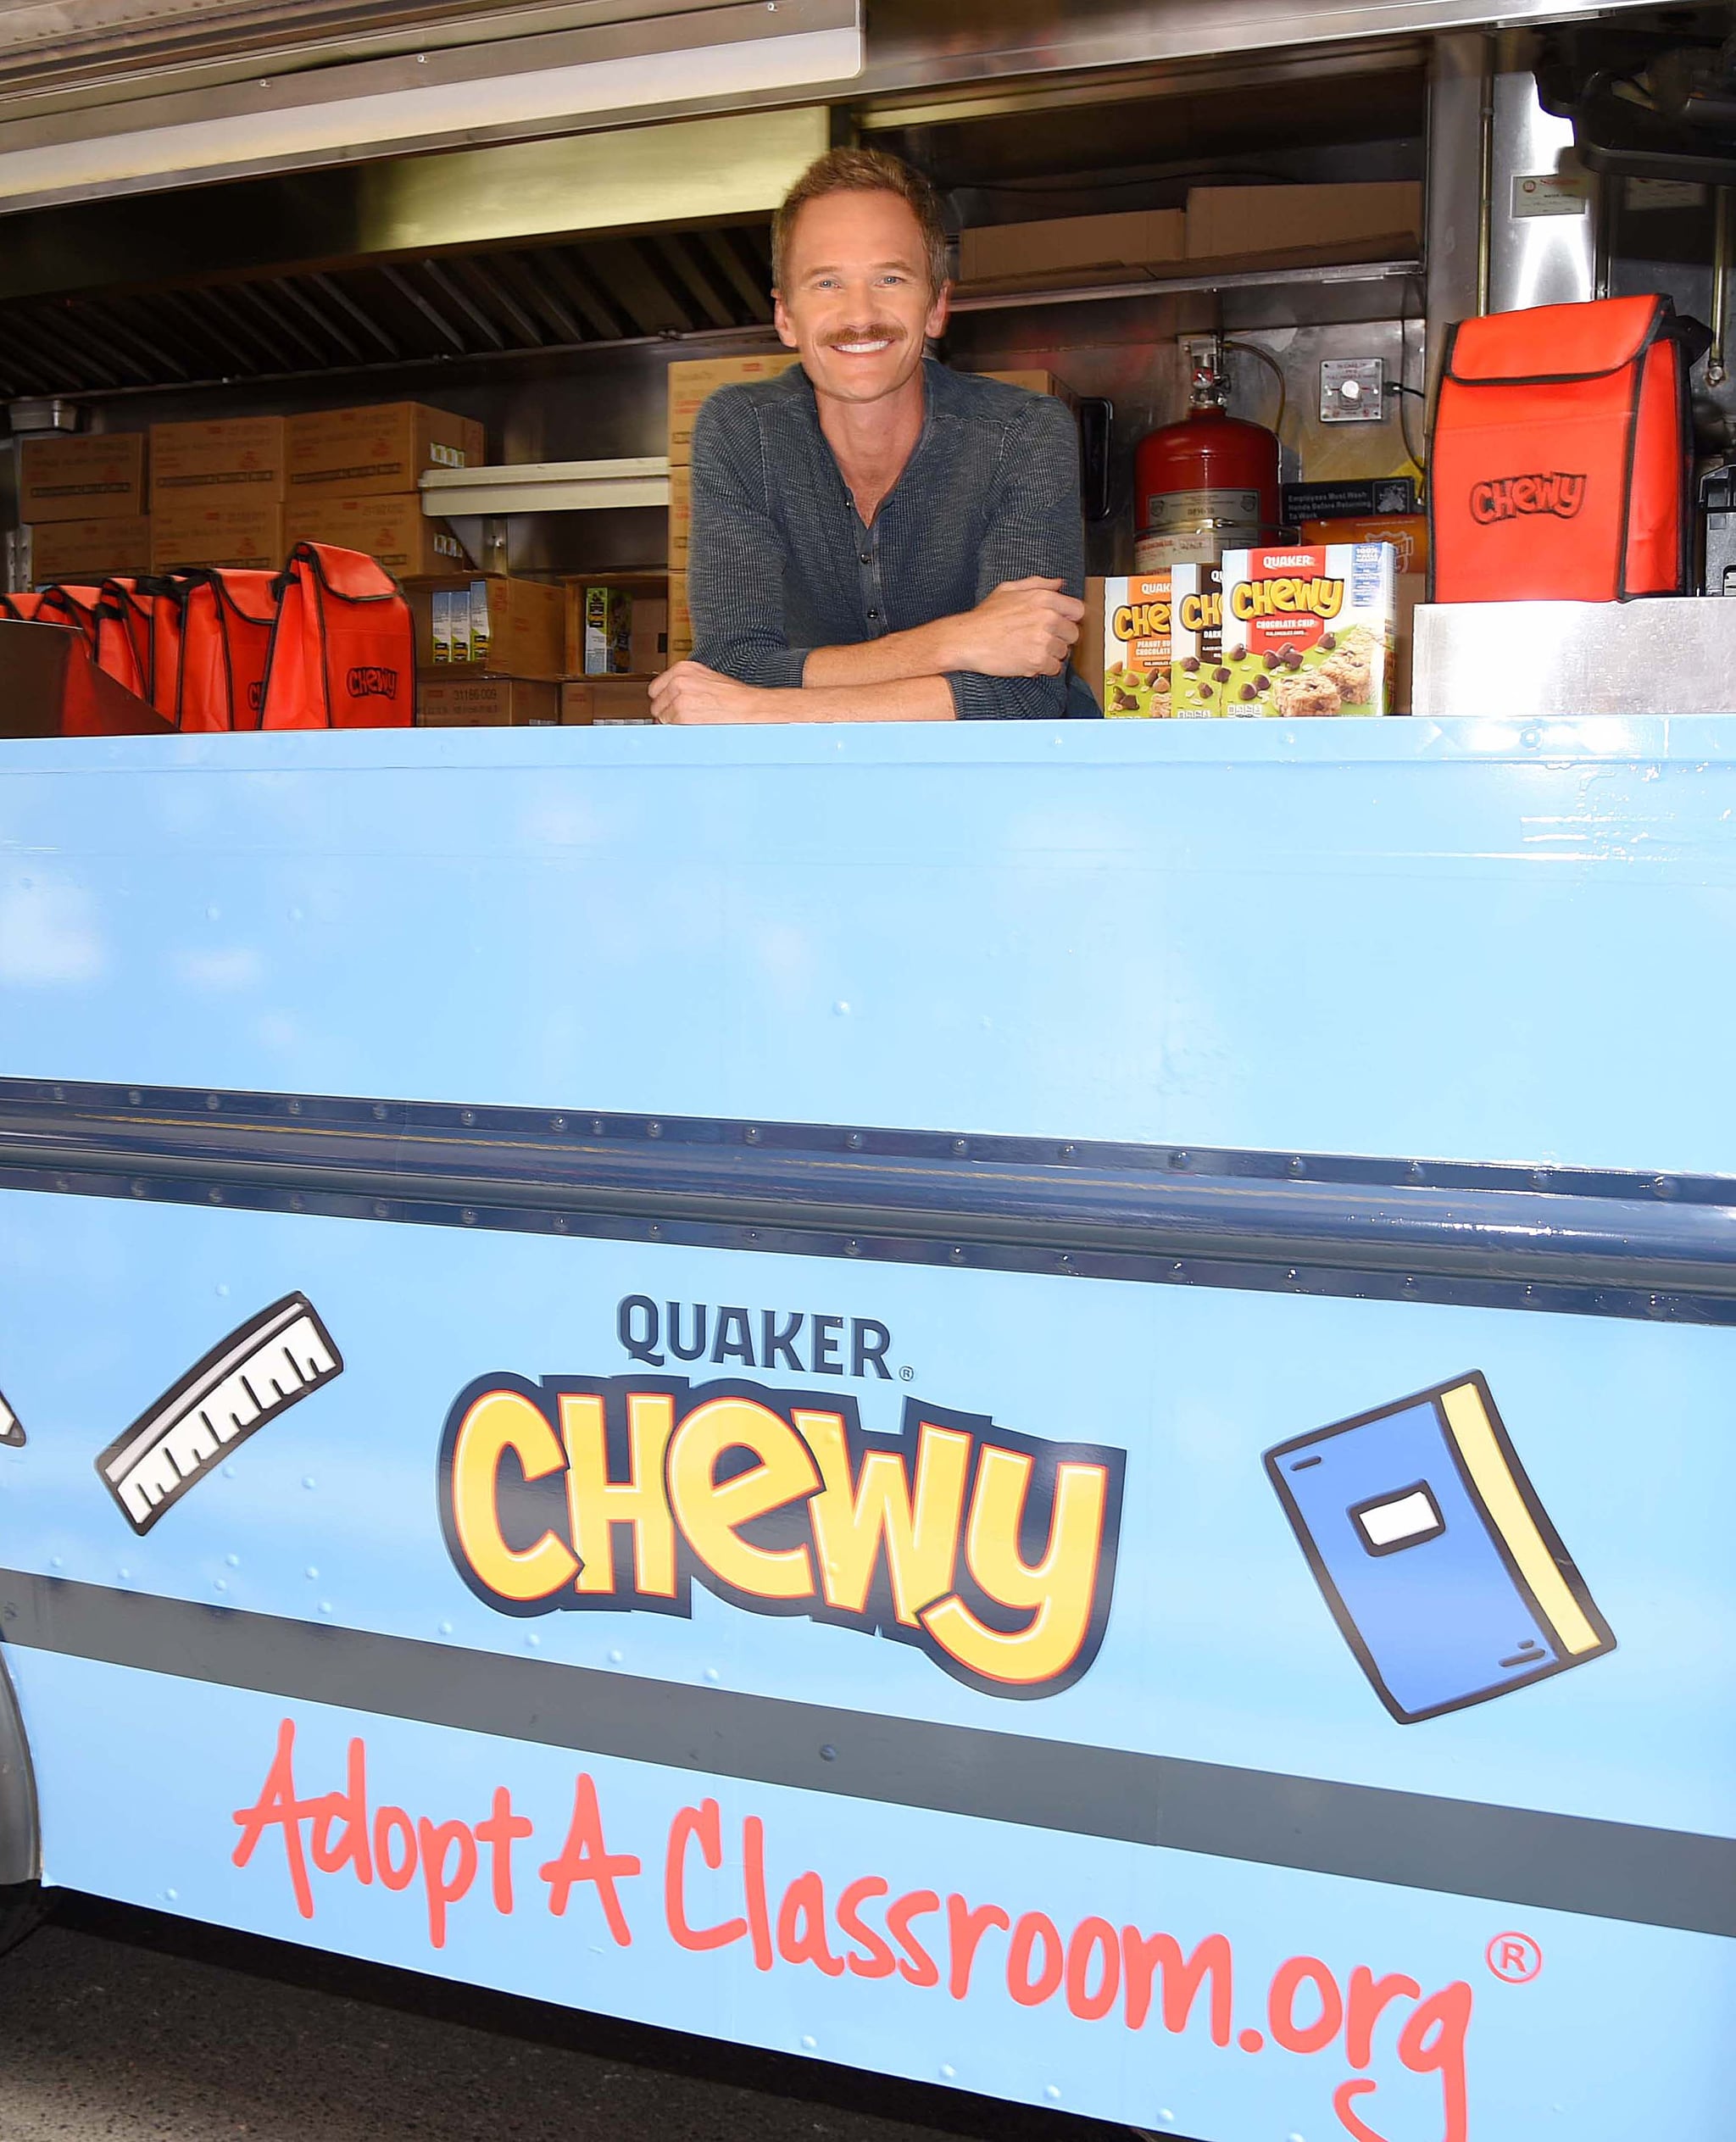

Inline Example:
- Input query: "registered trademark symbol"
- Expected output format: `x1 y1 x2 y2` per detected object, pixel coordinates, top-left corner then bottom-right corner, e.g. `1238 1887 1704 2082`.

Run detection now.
899 1365 915 1381
1486 1932 1543 1983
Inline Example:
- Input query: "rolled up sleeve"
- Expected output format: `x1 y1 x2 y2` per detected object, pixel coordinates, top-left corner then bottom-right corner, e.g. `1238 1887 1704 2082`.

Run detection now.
687 392 810 689
946 395 1086 720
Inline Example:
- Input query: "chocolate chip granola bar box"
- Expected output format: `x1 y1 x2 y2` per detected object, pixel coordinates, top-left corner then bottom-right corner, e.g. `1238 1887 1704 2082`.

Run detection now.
1217 543 1397 716
1168 563 1227 715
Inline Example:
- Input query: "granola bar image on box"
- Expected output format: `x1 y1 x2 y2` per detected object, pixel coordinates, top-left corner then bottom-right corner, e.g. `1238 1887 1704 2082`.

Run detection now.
1274 670 1343 718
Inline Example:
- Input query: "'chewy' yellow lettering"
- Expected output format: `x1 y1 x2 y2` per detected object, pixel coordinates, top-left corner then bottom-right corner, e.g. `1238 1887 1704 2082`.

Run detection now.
449 1388 579 1603
922 1446 1111 1687
559 1389 678 1598
1113 601 1171 642
1177 592 1221 633
1231 576 1345 621
667 1396 820 1600
798 1411 971 1623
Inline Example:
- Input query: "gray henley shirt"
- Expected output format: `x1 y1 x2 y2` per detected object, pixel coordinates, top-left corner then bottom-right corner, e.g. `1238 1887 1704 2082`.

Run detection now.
687 356 1093 720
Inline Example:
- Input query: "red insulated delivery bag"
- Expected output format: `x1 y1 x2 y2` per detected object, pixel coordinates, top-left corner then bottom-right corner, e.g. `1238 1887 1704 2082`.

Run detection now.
178 569 279 732
96 578 184 720
259 542 415 728
1431 294 1697 603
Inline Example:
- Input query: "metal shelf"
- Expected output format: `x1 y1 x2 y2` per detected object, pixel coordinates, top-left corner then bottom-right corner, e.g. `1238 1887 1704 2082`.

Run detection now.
420 456 670 518
949 258 1422 313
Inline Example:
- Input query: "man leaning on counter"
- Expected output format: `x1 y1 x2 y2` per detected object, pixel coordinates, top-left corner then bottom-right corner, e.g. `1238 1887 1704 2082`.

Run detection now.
648 148 1093 725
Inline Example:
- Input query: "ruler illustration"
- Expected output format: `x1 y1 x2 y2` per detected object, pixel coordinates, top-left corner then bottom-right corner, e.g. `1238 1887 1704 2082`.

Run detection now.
97 1294 342 1534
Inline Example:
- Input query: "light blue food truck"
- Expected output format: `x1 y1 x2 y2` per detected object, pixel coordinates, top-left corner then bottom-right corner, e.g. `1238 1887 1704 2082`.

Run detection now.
1 3 1735 2141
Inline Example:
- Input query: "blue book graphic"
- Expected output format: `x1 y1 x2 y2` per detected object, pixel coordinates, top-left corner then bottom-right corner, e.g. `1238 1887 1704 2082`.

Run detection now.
1265 1372 1615 1722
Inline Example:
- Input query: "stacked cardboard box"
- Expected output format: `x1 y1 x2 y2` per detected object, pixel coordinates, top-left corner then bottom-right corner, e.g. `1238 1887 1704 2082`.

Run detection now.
666 353 801 659
20 432 148 584
409 576 566 681
418 677 560 726
285 403 483 576
150 416 287 570
560 681 656 725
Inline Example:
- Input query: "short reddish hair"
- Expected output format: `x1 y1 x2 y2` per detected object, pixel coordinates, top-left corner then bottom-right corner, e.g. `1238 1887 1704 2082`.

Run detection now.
771 147 949 297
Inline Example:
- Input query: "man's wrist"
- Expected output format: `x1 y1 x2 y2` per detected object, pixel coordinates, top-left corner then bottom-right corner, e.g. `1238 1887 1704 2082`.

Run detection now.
920 615 966 673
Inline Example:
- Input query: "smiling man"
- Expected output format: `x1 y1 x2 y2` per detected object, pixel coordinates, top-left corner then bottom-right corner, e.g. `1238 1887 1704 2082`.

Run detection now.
649 147 1091 725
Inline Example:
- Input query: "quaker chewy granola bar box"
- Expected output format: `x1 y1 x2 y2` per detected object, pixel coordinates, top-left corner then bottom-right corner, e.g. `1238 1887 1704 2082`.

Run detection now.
1216 542 1398 716
1099 574 1172 717
1168 563 1224 715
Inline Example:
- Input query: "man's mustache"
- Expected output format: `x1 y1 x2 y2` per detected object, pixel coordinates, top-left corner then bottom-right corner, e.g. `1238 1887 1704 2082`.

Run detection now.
823 324 907 348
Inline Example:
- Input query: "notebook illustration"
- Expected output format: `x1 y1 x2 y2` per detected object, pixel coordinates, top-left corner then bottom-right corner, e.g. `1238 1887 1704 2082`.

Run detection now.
1265 1371 1616 1722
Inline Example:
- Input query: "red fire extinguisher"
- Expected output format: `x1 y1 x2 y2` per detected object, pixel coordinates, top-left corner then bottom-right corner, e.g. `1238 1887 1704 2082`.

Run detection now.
1135 336 1281 569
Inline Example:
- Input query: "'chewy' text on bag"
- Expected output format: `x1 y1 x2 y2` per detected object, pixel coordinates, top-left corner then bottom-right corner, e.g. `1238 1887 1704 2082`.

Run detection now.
1430 294 1697 604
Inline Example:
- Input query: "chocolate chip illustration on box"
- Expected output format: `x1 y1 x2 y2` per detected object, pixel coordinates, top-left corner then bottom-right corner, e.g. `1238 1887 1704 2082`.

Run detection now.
1096 545 1398 719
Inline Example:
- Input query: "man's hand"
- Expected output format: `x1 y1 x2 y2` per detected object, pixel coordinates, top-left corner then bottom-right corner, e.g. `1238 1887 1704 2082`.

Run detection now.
946 578 1084 676
648 662 777 724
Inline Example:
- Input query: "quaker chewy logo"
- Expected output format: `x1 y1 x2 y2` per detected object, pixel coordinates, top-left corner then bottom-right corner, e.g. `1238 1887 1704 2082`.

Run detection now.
437 1296 1125 1698
346 664 399 700
1468 471 1586 525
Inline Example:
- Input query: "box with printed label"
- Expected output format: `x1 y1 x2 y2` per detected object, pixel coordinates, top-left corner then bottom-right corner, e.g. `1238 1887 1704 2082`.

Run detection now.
666 353 802 466
288 496 470 578
1299 515 1428 576
1078 576 1171 715
19 433 147 523
408 576 565 679
1217 542 1398 717
287 403 485 498
152 498 284 570
560 680 656 724
150 417 287 505
417 677 559 726
26 515 153 584
1167 563 1226 715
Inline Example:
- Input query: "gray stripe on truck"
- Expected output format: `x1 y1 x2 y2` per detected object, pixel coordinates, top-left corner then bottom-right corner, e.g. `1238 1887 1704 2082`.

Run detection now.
3 1567 1731 1937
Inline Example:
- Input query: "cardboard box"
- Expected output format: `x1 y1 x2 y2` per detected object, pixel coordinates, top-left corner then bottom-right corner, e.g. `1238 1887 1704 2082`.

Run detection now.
26 515 153 585
19 433 146 522
960 210 1187 284
1186 182 1423 261
560 680 656 725
669 466 691 569
565 581 663 676
288 495 470 578
150 416 287 506
1300 515 1429 577
287 403 485 499
667 353 802 466
153 498 285 571
418 676 560 726
1169 564 1225 715
1080 576 1172 716
1216 542 1398 716
631 595 668 674
409 575 565 680
668 576 693 662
